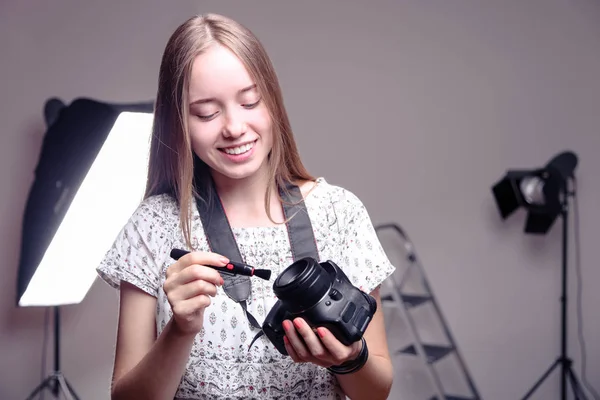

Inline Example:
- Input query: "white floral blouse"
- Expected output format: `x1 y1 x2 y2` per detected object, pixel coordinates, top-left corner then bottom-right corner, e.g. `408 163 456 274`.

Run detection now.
97 177 395 399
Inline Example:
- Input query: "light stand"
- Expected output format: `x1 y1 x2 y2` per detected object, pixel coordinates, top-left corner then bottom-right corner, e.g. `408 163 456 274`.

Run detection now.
491 150 591 400
520 182 587 400
25 307 80 400
15 98 154 400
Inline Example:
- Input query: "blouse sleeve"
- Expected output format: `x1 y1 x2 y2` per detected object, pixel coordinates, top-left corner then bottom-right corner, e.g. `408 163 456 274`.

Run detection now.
96 199 165 298
337 189 396 294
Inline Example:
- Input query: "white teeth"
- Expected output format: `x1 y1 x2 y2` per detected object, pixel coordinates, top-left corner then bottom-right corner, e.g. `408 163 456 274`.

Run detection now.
224 142 254 155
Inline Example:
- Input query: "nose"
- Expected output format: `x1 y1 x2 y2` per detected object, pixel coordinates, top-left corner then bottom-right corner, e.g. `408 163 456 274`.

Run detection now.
222 107 247 139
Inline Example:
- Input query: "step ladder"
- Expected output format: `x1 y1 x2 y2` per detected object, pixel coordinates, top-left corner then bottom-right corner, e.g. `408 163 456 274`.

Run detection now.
375 223 481 400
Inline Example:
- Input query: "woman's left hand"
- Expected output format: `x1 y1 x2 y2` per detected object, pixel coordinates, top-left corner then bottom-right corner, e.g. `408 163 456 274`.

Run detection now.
282 318 363 368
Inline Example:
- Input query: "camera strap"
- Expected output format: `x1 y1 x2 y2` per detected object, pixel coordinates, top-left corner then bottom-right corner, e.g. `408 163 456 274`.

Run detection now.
194 176 319 331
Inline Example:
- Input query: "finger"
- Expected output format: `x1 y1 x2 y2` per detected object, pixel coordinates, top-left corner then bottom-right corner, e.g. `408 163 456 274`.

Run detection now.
283 336 302 362
179 251 230 270
164 265 223 294
315 327 357 364
177 264 224 287
283 320 311 360
169 279 219 301
171 294 212 317
292 318 328 360
165 262 178 280
167 251 229 276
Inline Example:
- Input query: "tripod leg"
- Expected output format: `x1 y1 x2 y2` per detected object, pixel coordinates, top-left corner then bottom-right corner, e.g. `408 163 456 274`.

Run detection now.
522 360 560 400
566 366 588 400
56 374 75 400
25 376 56 400
63 377 82 400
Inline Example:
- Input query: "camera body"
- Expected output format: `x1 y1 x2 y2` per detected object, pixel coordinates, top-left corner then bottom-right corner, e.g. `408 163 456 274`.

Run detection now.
262 257 377 356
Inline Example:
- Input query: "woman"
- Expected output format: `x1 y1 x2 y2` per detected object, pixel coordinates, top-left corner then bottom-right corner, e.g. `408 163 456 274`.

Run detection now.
97 13 395 400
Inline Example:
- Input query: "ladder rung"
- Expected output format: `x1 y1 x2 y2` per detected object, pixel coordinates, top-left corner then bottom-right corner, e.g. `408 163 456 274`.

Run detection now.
381 294 394 302
401 294 431 308
430 396 476 400
381 293 431 308
397 344 455 363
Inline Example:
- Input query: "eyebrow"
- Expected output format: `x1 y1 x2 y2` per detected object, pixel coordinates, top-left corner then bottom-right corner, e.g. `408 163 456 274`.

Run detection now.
190 84 257 105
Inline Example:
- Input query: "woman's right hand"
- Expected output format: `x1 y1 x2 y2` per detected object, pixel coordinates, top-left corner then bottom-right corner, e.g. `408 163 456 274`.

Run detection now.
163 251 228 336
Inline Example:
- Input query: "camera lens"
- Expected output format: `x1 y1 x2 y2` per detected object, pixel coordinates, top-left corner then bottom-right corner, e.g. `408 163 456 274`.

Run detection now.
273 257 331 313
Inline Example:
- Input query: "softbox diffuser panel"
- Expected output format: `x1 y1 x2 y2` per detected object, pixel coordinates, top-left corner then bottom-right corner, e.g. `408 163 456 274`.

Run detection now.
17 98 154 306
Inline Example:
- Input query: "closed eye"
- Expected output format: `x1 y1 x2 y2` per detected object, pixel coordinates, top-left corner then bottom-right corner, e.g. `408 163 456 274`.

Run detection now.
243 98 261 109
196 112 218 121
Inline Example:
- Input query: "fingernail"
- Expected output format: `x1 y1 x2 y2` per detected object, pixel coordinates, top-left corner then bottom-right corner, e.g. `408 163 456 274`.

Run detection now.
293 319 302 329
220 256 229 264
219 277 224 286
317 328 326 338
283 320 292 331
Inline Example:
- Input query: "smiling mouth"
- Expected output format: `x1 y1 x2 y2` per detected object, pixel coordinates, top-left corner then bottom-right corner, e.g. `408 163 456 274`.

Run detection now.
220 140 256 155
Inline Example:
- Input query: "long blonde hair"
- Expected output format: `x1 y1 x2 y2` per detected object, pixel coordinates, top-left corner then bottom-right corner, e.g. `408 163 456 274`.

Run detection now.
144 13 314 249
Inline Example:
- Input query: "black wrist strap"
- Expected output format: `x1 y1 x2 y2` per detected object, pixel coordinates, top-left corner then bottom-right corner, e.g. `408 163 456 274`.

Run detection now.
327 337 369 375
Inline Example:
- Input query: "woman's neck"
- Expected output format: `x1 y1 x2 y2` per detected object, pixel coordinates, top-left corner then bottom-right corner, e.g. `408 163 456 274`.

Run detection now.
211 167 284 228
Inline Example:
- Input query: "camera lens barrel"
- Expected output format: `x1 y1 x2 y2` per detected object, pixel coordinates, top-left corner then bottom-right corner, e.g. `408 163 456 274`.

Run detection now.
273 257 331 312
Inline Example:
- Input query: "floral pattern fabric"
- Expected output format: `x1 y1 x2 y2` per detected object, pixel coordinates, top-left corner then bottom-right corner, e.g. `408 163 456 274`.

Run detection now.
97 177 395 399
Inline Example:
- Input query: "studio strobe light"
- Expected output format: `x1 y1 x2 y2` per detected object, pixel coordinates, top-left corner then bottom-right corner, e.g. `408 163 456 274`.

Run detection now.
491 150 590 400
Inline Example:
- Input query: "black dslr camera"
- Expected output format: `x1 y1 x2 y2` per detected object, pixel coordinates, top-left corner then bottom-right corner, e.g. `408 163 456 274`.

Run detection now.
262 257 378 356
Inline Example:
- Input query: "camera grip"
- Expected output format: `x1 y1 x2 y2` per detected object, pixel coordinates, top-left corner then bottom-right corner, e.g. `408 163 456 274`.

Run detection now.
262 301 291 355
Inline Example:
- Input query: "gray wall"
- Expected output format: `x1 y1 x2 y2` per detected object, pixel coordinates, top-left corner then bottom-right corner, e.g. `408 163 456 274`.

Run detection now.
1 1 599 399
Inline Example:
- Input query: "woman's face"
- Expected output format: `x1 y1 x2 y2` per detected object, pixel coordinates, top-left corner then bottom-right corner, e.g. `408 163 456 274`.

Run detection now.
187 44 273 185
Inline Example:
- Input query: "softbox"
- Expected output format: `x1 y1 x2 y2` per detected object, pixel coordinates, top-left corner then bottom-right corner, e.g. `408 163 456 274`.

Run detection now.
16 97 154 307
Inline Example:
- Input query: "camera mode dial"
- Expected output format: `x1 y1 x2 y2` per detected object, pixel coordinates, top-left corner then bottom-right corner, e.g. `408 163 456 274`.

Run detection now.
329 289 343 301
